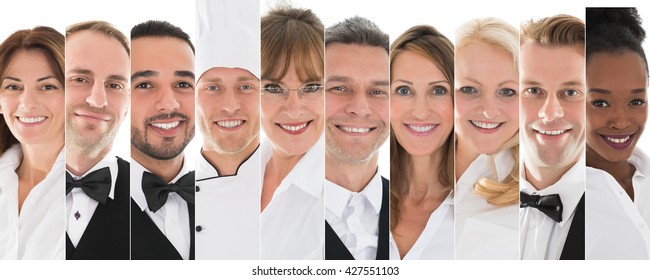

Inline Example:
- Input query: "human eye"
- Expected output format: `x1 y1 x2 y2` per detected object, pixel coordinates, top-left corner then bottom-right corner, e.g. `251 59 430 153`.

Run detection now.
498 88 517 97
432 86 448 96
591 99 609 108
41 84 59 91
239 83 257 92
630 98 647 106
563 89 580 97
524 87 543 96
3 84 22 91
263 83 284 94
369 88 388 97
459 86 477 95
300 83 322 93
393 86 411 96
326 85 349 95
176 81 193 89
69 76 88 84
134 82 153 89
106 83 124 90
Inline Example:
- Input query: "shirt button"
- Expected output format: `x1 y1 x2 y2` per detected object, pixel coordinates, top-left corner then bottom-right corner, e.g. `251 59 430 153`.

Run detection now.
196 225 203 232
196 186 200 192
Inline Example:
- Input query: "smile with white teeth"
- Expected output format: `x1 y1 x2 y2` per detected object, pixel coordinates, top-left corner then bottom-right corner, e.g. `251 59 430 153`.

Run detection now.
151 121 180 130
407 124 436 133
605 135 631 144
217 120 244 128
18 116 46 124
279 123 308 131
536 129 567 136
470 120 500 129
339 126 371 134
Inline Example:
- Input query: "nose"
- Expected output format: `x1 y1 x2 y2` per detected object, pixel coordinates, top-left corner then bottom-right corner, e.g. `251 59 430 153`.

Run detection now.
19 88 40 111
154 86 180 112
538 93 564 121
610 106 631 129
411 94 432 120
86 80 108 108
283 91 305 119
220 90 241 114
345 91 372 118
479 94 500 119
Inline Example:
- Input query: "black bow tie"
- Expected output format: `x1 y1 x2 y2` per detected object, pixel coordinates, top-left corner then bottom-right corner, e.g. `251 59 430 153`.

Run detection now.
66 167 112 204
520 192 563 223
142 171 195 213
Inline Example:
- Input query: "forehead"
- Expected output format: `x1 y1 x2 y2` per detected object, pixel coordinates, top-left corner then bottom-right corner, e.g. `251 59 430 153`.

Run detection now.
392 50 444 79
66 30 129 73
456 42 516 77
326 43 388 79
4 49 55 78
587 51 647 87
520 43 584 85
198 67 258 84
131 37 194 74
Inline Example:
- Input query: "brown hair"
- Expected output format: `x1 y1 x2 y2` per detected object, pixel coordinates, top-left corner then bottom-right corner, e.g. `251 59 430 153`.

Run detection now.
456 18 520 206
521 14 585 47
67 20 130 56
389 25 455 229
0 26 64 155
261 6 324 82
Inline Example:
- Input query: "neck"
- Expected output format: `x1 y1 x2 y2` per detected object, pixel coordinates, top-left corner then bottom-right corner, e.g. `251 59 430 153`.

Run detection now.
66 145 111 176
586 145 635 185
131 146 184 183
455 138 479 181
326 152 378 192
203 141 259 176
18 141 64 186
266 148 304 182
524 158 578 190
407 151 447 200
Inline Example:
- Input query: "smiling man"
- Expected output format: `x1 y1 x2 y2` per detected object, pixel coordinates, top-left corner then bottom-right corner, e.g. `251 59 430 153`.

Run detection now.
129 20 196 260
324 16 390 260
65 21 130 260
519 14 586 260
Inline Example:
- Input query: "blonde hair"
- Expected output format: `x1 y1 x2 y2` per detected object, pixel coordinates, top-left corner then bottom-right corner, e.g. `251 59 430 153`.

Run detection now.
389 25 455 229
455 18 520 206
67 21 130 56
521 14 585 47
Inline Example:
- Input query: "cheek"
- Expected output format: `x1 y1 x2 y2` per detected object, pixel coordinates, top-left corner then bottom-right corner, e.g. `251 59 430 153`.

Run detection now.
325 95 345 119
455 98 475 119
389 99 409 124
371 100 389 123
503 100 519 122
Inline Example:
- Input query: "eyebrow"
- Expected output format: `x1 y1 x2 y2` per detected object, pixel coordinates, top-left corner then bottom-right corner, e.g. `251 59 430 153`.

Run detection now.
589 88 647 95
391 79 449 85
175 70 195 80
3 76 21 82
108 74 128 82
3 76 57 82
68 69 94 76
202 76 259 84
131 70 158 80
497 80 518 87
461 77 484 87
326 75 352 83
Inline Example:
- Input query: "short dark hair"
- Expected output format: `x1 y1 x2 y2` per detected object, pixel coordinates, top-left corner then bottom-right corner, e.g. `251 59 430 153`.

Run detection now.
586 7 647 74
325 16 388 53
131 20 194 53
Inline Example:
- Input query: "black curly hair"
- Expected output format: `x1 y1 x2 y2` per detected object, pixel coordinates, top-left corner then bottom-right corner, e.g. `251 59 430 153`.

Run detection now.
586 7 648 74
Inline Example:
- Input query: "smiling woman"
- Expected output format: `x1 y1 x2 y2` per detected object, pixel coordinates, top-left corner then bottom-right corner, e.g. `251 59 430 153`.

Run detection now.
0 26 66 260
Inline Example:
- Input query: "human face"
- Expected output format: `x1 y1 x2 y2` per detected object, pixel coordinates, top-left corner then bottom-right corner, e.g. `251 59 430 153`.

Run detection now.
391 50 453 156
326 43 389 163
65 30 130 154
455 42 519 155
520 43 585 169
261 62 323 157
197 67 260 155
130 37 195 161
0 50 64 146
586 51 647 162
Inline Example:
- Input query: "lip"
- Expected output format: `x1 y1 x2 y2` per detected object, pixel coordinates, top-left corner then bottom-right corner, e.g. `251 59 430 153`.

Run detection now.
276 120 312 135
403 123 437 136
214 119 246 132
469 120 503 134
532 127 572 141
148 119 185 137
334 124 376 136
599 132 635 150
16 116 48 126
74 110 110 122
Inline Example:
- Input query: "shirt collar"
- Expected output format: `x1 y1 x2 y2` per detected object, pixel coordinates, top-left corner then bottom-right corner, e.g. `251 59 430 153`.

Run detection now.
0 145 23 193
197 144 260 179
131 155 192 211
66 152 118 199
522 157 585 227
261 133 324 200
325 170 383 218
630 147 650 180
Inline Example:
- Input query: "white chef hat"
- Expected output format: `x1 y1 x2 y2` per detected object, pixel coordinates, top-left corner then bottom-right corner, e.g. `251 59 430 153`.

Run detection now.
195 0 260 81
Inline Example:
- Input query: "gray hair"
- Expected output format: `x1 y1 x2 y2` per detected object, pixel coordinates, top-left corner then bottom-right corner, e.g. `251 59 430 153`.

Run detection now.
325 16 388 53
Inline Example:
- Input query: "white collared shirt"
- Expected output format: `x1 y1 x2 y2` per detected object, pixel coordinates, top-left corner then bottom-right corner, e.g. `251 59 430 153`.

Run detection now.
261 135 324 260
131 157 192 260
389 194 453 260
455 149 519 260
65 152 119 247
0 144 65 260
325 170 383 260
196 146 261 260
586 148 650 260
520 157 585 260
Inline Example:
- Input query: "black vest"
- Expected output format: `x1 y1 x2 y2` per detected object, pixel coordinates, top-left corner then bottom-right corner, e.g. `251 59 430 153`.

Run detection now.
66 157 130 260
131 173 195 260
560 193 585 260
325 177 389 260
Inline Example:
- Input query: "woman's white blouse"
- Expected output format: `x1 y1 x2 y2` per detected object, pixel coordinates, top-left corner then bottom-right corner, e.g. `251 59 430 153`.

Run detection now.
0 145 65 260
586 148 650 259
389 194 453 260
455 149 519 259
